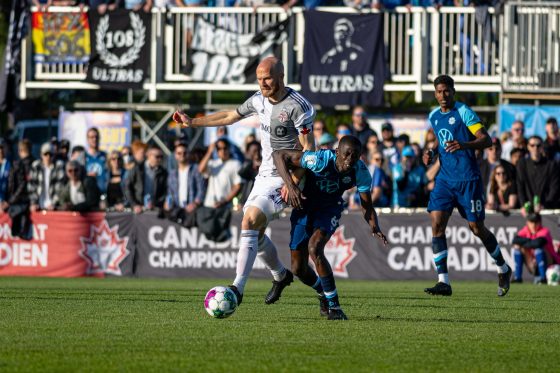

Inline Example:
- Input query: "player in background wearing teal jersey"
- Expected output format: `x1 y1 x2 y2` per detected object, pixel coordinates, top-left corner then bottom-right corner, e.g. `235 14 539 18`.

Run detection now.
423 75 512 297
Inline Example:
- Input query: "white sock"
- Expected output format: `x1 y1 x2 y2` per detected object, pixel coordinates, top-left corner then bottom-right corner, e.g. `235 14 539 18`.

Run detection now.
257 234 286 281
438 273 449 284
232 230 259 294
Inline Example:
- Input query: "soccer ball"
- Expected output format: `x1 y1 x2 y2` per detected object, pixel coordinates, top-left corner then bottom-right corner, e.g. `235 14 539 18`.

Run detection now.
546 265 560 286
204 286 238 318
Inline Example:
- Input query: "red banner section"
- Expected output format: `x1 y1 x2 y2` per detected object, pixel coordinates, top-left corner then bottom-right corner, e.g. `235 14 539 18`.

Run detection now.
0 212 130 277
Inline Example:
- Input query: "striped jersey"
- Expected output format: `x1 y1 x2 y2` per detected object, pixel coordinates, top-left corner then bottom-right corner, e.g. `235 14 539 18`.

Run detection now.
236 87 316 177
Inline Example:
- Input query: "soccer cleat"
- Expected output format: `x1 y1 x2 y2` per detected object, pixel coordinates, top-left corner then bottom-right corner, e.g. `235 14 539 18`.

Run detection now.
498 265 512 297
318 294 329 317
327 307 348 321
424 282 452 296
228 285 243 306
264 270 294 304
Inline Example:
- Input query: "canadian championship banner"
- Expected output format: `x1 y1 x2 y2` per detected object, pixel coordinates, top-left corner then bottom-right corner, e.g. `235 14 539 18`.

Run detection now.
301 11 386 107
86 9 151 89
185 17 289 84
1 212 558 281
32 11 91 64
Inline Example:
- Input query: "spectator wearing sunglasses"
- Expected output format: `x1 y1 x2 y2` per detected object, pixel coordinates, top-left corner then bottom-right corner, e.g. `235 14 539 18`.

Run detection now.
28 142 67 211
516 136 560 211
502 120 527 162
125 145 168 214
58 160 101 212
105 150 128 211
485 164 517 214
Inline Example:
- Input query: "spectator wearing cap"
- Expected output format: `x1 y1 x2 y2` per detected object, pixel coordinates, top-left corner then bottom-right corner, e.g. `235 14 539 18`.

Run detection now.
318 133 337 150
351 106 377 150
0 140 11 211
516 135 560 211
4 140 35 238
479 137 516 193
512 213 560 284
381 121 399 171
502 120 527 162
28 142 67 211
85 127 108 194
335 123 353 148
58 161 101 212
543 117 560 161
166 142 206 223
391 145 427 207
125 145 168 214
57 139 70 164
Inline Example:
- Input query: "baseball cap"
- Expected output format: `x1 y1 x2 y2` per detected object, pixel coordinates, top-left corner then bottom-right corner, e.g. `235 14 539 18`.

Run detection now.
402 146 415 157
319 133 336 146
41 142 54 155
381 122 393 131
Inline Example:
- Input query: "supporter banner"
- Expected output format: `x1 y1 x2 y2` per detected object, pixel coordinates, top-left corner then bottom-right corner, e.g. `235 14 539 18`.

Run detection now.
58 111 132 153
0 212 134 277
32 11 90 64
499 104 560 139
86 9 151 89
185 17 289 84
301 11 385 107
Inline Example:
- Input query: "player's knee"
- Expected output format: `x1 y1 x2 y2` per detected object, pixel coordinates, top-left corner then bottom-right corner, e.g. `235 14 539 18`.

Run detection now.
468 222 485 237
291 260 306 278
241 208 266 230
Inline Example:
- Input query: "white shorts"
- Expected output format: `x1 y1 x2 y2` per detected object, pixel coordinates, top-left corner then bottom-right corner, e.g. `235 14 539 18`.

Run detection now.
243 175 287 223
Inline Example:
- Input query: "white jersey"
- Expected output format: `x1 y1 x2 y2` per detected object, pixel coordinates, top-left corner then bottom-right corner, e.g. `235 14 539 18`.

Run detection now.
236 88 316 178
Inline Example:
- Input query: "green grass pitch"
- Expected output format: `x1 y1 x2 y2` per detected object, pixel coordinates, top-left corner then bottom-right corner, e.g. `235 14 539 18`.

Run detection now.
0 277 558 372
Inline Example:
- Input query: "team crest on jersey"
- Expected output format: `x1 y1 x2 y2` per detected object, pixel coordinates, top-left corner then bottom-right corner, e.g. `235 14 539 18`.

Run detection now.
278 110 288 123
448 117 456 125
304 154 317 166
342 176 352 184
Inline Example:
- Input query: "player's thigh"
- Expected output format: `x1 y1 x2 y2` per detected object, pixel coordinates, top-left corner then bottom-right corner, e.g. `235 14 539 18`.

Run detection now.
243 176 286 225
427 179 455 214
455 180 486 222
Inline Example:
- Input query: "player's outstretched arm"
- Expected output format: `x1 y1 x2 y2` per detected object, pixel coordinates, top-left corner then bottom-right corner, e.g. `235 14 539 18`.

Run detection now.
272 149 305 210
359 191 388 246
173 110 242 128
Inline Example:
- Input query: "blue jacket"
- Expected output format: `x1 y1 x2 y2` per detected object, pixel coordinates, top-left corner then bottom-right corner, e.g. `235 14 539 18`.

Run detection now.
167 163 206 208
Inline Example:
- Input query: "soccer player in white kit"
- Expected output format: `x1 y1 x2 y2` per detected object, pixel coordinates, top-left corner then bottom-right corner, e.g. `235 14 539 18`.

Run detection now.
173 57 316 305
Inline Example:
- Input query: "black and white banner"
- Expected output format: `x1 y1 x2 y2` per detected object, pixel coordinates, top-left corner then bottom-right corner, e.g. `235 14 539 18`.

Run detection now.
301 11 386 107
185 17 289 84
86 9 151 89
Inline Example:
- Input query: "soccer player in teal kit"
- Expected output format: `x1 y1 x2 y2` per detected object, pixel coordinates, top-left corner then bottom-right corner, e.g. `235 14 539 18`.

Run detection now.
423 75 512 296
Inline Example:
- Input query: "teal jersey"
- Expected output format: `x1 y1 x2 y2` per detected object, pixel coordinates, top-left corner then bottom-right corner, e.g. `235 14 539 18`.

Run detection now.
428 102 482 182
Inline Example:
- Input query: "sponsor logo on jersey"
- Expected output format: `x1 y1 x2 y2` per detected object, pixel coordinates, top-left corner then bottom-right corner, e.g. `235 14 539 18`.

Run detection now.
275 126 287 137
438 128 454 146
304 154 317 165
342 176 352 184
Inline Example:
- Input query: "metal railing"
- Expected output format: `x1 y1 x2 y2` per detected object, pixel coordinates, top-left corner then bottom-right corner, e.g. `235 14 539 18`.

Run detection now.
21 5 559 102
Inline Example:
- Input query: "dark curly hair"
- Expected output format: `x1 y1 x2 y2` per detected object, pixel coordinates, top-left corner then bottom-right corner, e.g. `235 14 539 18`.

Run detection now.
434 74 455 89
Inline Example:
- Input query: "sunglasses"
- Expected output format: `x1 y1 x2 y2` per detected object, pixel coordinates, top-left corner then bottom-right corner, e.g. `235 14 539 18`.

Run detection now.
511 128 523 132
175 151 186 155
495 172 505 176
528 143 542 148
216 147 228 151
42 152 52 156
110 157 119 160
67 169 76 173
154 155 163 159
373 158 383 161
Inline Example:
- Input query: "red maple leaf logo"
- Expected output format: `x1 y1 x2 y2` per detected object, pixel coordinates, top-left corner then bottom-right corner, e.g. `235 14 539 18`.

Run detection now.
79 220 129 276
323 226 357 278
300 127 311 135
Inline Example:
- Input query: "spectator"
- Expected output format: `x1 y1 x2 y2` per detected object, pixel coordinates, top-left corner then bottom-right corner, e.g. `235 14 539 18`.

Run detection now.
365 133 382 160
166 142 206 224
3 140 34 238
215 126 244 163
543 117 560 161
58 161 101 212
318 133 337 150
70 145 86 166
509 147 526 167
125 145 168 214
381 121 399 171
395 133 410 158
502 120 527 162
57 139 70 164
106 150 128 211
121 146 135 170
131 140 148 165
335 123 352 146
123 0 152 12
367 150 391 207
32 0 52 11
351 106 377 150
391 145 427 207
512 213 560 284
485 164 517 214
85 127 108 194
239 141 262 206
89 0 119 14
0 140 11 211
479 137 515 192
28 142 67 212
199 139 243 209
516 135 560 211
313 120 327 146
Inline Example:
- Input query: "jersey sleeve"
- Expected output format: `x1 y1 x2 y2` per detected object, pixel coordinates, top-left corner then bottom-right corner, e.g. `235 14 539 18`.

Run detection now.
458 103 482 128
300 150 330 173
292 101 316 135
236 93 257 118
355 160 373 193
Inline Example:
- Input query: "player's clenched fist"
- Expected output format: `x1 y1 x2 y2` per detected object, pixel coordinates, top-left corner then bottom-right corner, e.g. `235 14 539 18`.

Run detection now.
173 110 192 127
